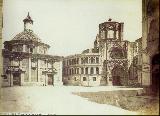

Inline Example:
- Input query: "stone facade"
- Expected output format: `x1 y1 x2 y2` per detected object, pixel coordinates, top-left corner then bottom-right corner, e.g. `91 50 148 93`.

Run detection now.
97 20 128 86
128 38 142 87
2 13 63 87
63 49 102 86
0 0 2 92
141 0 159 95
63 19 142 86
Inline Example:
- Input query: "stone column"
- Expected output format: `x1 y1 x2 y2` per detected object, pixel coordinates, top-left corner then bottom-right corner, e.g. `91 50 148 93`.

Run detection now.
23 45 25 52
88 67 90 75
10 73 13 87
0 0 3 92
21 73 24 86
94 67 96 75
28 57 31 82
37 59 39 82
107 70 112 86
53 61 63 86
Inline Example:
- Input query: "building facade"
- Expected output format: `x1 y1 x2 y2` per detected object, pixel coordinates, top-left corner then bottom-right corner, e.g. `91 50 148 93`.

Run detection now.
63 48 102 86
0 0 3 93
2 13 63 86
128 38 142 87
141 0 159 95
63 19 141 86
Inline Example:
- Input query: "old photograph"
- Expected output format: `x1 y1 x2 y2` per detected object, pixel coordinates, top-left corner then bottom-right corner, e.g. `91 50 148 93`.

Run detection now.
0 0 159 115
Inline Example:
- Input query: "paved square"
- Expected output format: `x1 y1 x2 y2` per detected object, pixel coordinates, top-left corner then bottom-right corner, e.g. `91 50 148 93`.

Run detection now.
0 86 142 115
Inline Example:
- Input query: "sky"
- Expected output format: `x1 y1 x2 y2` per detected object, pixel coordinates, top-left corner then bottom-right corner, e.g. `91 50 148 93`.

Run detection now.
2 0 142 56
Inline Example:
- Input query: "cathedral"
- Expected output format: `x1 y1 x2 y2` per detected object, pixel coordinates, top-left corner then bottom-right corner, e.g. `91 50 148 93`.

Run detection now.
2 13 63 86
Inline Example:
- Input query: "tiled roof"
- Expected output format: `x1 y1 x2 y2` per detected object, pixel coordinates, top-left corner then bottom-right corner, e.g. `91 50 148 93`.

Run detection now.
12 30 41 42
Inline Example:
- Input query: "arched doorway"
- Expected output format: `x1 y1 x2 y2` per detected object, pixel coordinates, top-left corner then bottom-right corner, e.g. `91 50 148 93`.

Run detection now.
151 53 160 96
111 66 126 86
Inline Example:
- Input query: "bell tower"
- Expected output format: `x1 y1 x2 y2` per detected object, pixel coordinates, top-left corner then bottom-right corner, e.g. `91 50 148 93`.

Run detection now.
99 18 124 41
23 12 33 31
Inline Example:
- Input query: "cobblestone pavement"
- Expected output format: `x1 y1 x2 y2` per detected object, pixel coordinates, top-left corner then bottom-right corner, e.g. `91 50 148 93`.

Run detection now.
0 86 142 115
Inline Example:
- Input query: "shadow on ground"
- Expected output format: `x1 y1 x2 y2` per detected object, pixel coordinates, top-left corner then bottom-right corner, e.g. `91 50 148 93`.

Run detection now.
73 90 159 115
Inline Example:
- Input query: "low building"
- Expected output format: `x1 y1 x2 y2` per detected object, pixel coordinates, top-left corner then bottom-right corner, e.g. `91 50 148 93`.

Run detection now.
63 48 103 86
2 13 63 86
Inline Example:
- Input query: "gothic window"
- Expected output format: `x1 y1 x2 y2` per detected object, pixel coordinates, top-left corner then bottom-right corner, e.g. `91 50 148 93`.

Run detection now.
110 47 125 59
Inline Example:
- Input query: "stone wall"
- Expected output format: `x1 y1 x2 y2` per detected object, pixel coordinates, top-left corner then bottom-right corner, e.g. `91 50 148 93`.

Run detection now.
0 0 3 96
54 61 63 86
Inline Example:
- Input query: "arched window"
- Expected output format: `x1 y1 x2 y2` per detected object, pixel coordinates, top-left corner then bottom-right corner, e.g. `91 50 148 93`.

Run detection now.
91 57 95 64
107 30 114 38
110 47 125 59
69 69 72 75
71 68 74 75
96 57 99 63
81 58 84 64
81 68 84 74
74 68 76 74
90 67 94 74
96 67 99 74
77 68 79 74
85 57 88 63
85 67 88 74
76 58 79 64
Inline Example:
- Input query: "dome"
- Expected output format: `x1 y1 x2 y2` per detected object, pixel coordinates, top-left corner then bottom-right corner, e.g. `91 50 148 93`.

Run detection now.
12 30 41 42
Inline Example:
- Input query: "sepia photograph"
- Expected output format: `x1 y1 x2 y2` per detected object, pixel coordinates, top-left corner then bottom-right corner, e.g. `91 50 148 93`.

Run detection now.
0 0 159 115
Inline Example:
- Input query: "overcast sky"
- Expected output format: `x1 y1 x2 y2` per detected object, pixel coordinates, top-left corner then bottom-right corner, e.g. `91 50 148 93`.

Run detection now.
3 0 142 56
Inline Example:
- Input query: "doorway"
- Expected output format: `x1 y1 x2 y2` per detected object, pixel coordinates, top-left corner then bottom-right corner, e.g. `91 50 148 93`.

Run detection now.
13 73 21 86
111 66 126 86
48 74 54 85
151 54 160 96
112 76 121 86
